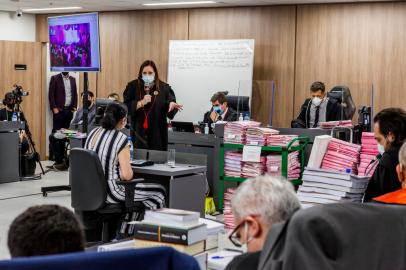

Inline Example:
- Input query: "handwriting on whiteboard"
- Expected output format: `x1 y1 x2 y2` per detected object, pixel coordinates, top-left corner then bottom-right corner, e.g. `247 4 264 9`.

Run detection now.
169 40 253 69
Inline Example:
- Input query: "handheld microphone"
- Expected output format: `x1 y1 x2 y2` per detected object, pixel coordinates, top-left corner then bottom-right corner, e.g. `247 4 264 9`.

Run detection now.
144 82 151 95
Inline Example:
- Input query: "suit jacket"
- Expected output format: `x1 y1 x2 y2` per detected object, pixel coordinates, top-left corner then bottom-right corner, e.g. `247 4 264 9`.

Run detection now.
257 203 406 270
203 107 238 126
225 252 260 270
49 73 78 111
296 98 343 128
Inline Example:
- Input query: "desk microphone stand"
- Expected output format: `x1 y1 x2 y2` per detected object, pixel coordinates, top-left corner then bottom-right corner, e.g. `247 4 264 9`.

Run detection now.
41 72 89 197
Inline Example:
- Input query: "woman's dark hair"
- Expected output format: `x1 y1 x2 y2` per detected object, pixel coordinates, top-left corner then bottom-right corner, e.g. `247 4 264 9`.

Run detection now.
374 107 406 147
100 102 128 130
137 60 160 91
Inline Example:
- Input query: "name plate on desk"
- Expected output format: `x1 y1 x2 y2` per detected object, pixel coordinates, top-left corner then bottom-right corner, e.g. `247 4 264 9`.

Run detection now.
242 145 261 162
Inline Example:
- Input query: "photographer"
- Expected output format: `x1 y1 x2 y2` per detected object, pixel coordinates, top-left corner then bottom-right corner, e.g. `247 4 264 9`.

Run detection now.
0 92 30 155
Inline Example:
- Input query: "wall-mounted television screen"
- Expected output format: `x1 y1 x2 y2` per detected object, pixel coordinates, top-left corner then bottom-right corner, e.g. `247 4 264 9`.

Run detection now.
48 13 100 72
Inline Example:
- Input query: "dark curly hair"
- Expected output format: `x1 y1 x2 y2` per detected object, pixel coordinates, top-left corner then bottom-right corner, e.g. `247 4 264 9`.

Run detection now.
8 205 85 257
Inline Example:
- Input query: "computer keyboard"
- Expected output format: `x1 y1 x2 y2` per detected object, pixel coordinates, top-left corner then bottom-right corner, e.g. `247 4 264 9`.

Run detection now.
130 160 154 167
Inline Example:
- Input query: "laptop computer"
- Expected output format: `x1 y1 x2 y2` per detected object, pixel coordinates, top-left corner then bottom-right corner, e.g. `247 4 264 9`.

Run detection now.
171 121 195 133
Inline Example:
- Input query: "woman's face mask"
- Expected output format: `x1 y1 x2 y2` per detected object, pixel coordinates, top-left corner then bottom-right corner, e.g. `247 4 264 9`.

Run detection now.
142 74 155 86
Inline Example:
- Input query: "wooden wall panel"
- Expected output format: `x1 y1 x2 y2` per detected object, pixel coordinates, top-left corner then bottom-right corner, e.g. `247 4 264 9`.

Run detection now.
96 10 189 99
295 2 406 119
0 41 44 157
189 6 297 127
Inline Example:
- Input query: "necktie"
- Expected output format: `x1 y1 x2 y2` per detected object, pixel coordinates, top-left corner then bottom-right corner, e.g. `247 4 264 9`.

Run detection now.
313 106 320 128
218 115 222 121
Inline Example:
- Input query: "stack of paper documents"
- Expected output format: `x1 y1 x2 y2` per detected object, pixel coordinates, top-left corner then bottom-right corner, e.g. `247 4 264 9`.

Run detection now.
266 134 299 147
266 151 301 179
319 120 353 129
223 121 261 144
307 135 332 169
298 168 369 207
245 127 279 146
358 132 379 176
224 151 242 177
241 156 266 178
223 188 237 230
321 138 361 174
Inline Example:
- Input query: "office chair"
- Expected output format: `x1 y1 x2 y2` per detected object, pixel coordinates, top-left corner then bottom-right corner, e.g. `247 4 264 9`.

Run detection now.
0 247 200 270
327 85 356 120
227 95 250 115
70 148 145 243
258 202 406 270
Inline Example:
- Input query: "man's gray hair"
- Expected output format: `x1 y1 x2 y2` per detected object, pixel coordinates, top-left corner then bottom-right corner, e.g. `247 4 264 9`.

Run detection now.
399 142 406 168
231 175 301 226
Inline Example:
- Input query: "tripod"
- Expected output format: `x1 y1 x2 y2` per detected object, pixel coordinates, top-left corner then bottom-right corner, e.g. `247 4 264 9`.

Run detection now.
13 103 46 180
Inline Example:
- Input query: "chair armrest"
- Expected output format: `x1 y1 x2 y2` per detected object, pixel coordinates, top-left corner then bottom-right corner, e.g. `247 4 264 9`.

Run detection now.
116 178 144 209
116 178 144 186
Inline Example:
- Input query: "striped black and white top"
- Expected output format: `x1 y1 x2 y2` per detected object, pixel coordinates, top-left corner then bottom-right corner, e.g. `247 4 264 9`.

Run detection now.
85 127 166 209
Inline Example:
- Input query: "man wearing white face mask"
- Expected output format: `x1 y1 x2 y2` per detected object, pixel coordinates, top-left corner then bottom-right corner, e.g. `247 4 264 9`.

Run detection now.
363 108 406 201
294 81 343 128
225 176 300 270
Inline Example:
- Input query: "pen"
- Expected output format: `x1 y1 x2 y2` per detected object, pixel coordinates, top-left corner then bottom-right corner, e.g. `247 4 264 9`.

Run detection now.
211 255 236 259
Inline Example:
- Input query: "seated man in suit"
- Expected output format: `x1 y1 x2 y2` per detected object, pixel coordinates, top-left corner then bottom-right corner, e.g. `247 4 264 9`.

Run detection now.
374 141 406 204
203 92 238 127
8 204 85 257
71 91 97 126
225 176 301 270
293 81 342 128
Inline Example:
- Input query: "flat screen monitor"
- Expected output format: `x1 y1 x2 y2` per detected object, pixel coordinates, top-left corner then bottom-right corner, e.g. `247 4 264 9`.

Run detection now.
95 98 114 125
171 121 195 133
48 13 101 72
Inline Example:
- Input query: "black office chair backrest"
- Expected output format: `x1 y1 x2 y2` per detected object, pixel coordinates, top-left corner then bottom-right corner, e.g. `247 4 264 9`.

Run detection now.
70 148 107 211
227 95 250 114
327 85 356 120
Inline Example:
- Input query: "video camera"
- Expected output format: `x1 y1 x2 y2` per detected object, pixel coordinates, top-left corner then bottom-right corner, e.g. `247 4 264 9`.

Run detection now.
11 84 29 104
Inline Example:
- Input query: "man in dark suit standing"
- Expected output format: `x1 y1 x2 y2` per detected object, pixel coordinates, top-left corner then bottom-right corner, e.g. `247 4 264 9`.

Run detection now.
48 72 77 170
49 72 78 131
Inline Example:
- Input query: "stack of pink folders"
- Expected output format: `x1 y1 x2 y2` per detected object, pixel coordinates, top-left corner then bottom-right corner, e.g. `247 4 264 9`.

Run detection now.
321 138 361 174
224 121 261 144
266 135 299 147
266 151 301 180
319 120 353 129
245 127 280 146
242 156 267 178
224 151 242 177
223 188 237 230
358 132 379 176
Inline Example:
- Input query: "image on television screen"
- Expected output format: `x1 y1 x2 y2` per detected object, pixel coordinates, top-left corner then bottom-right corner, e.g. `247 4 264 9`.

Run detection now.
48 13 100 72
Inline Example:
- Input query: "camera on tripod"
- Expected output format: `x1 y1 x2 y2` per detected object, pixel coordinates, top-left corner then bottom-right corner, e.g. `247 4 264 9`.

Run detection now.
11 84 29 104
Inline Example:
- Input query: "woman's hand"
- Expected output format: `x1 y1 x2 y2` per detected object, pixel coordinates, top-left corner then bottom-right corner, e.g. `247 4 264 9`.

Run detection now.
168 102 183 112
142 94 152 106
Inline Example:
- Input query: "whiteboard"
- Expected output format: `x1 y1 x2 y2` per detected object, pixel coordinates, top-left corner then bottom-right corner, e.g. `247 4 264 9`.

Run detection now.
168 39 255 123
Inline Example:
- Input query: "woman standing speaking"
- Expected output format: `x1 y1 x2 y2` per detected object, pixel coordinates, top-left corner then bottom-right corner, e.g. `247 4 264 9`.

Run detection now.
124 60 182 151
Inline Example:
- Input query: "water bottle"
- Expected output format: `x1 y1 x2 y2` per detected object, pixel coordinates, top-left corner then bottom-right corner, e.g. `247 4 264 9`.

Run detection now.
238 113 243 122
11 112 17 122
204 123 209 134
128 136 134 161
243 112 250 121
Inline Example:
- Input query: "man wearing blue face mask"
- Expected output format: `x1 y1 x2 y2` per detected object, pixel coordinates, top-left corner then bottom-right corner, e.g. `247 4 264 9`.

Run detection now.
203 92 238 129
363 108 406 201
293 81 343 128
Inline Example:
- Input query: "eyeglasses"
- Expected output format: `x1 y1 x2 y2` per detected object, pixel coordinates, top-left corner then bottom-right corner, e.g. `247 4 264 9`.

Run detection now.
228 220 246 247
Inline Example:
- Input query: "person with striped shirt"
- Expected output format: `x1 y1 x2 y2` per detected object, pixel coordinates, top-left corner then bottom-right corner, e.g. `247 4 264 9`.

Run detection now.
84 102 165 209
